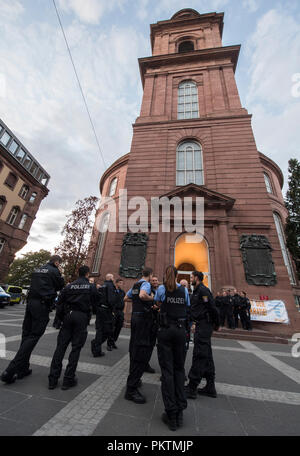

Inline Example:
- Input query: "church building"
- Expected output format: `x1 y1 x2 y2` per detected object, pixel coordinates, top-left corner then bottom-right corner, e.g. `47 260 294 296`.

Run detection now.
88 9 300 337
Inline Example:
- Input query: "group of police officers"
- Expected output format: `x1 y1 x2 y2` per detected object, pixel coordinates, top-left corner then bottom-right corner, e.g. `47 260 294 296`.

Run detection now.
0 254 247 431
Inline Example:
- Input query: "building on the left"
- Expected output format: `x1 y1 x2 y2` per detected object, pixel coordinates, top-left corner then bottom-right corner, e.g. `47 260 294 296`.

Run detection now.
0 118 50 281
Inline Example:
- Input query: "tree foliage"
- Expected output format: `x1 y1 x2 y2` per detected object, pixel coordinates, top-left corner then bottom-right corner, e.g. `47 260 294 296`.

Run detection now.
54 196 98 283
4 249 51 287
285 158 300 280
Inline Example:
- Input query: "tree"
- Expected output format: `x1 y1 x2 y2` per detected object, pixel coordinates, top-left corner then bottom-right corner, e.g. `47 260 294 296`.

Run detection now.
54 196 98 283
285 158 300 280
5 249 51 287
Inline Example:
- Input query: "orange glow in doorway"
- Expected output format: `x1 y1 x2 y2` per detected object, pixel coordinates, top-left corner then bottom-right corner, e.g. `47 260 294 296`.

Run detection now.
175 234 210 287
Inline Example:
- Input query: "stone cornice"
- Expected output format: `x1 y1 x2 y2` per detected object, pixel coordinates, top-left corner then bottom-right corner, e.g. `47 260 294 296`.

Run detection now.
138 45 241 87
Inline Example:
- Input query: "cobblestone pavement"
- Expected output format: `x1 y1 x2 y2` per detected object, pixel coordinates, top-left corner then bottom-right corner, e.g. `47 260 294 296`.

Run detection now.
0 304 299 436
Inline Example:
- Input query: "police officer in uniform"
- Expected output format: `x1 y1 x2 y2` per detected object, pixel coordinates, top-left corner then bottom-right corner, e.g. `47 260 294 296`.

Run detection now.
112 278 126 347
143 276 160 374
91 273 117 356
155 266 190 431
48 266 100 390
185 271 220 399
1 255 64 384
225 289 235 329
240 291 252 330
232 288 242 329
124 267 154 404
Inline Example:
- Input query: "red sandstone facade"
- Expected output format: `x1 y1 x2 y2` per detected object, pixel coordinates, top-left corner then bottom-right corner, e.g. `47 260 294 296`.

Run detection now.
88 9 300 336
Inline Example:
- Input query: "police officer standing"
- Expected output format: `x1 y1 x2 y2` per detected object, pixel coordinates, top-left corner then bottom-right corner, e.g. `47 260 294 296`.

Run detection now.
143 276 160 374
1 255 64 384
240 291 252 330
112 278 126 347
185 271 220 399
155 266 190 431
48 266 100 390
124 267 154 404
232 288 242 329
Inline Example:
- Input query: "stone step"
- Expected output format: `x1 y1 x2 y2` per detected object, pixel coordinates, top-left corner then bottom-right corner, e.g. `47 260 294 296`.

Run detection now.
212 328 289 344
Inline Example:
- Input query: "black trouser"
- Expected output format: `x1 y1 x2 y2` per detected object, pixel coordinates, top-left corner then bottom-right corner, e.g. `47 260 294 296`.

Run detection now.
240 308 252 330
145 317 158 369
219 304 227 326
91 307 114 354
6 299 50 376
49 311 88 382
127 313 153 391
225 305 234 329
113 310 124 342
233 307 240 328
157 323 187 415
188 319 215 388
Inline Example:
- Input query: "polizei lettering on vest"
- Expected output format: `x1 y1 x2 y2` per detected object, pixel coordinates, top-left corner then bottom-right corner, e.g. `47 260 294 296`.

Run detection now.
70 285 90 290
107 441 142 453
166 297 185 305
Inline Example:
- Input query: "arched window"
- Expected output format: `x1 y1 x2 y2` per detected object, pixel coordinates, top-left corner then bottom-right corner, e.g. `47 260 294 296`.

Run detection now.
176 141 203 186
18 213 28 230
29 192 37 203
108 177 118 197
178 80 199 120
273 212 296 285
19 185 29 200
178 41 194 53
0 238 5 255
92 213 110 273
264 172 273 194
4 172 18 190
6 206 19 226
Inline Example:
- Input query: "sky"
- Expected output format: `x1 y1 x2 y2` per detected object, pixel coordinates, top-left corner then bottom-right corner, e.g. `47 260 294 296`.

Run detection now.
0 0 299 257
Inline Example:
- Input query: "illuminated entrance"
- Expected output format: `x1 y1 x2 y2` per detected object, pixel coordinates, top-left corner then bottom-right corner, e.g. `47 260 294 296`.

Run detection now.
175 233 211 288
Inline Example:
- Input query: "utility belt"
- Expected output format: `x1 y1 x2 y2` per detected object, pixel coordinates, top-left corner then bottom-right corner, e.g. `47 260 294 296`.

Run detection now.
159 312 187 329
40 296 56 311
100 304 111 310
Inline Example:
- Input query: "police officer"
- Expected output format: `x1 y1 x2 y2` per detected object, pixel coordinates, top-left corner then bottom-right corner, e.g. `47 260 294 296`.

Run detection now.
240 291 252 330
225 289 235 329
1 255 64 384
219 290 228 328
91 273 117 357
185 271 220 399
155 266 190 431
143 276 160 374
232 288 242 329
48 266 100 390
112 278 126 347
124 267 154 404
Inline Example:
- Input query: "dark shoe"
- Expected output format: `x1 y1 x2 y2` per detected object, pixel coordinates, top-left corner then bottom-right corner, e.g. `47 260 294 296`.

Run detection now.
144 365 155 374
61 377 78 390
106 345 113 351
48 380 58 390
198 381 217 398
112 343 118 349
1 370 17 384
93 352 105 357
125 389 146 404
176 410 183 428
184 384 197 399
17 369 32 379
161 412 177 431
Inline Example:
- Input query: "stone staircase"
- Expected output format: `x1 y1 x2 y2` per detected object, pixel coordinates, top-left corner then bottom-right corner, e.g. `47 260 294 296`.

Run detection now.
212 326 289 344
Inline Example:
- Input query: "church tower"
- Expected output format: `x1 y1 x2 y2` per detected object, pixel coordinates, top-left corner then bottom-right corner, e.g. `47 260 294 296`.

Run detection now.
88 9 299 336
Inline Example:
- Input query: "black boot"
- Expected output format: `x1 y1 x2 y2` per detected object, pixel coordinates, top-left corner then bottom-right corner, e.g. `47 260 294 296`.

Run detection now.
176 410 183 428
125 389 146 404
62 376 78 390
162 412 177 431
1 370 17 384
184 383 197 399
198 378 217 398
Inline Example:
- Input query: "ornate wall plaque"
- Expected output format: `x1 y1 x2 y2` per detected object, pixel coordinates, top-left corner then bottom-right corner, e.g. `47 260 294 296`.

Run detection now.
119 233 149 278
240 234 277 286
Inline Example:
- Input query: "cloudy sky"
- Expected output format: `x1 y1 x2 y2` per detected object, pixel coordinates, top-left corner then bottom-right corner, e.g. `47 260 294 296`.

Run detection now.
0 0 299 257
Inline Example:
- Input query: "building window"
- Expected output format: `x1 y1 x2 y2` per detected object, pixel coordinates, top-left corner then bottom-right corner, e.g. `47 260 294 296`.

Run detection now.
0 160 3 173
264 172 273 194
178 81 199 120
176 141 203 186
178 41 194 52
295 296 300 312
4 172 18 190
109 177 118 197
15 148 26 163
29 192 37 203
6 206 20 226
0 196 7 215
273 212 296 285
30 161 38 176
18 213 28 230
0 238 5 254
0 131 11 146
92 213 110 273
19 184 29 200
35 169 43 182
9 140 19 155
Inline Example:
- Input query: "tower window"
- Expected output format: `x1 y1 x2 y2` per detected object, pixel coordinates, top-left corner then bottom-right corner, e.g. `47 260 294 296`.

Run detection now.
108 177 118 197
178 41 194 53
273 212 296 285
6 206 20 226
18 213 28 230
29 192 37 203
178 81 199 119
19 184 29 200
176 141 203 186
264 172 273 194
